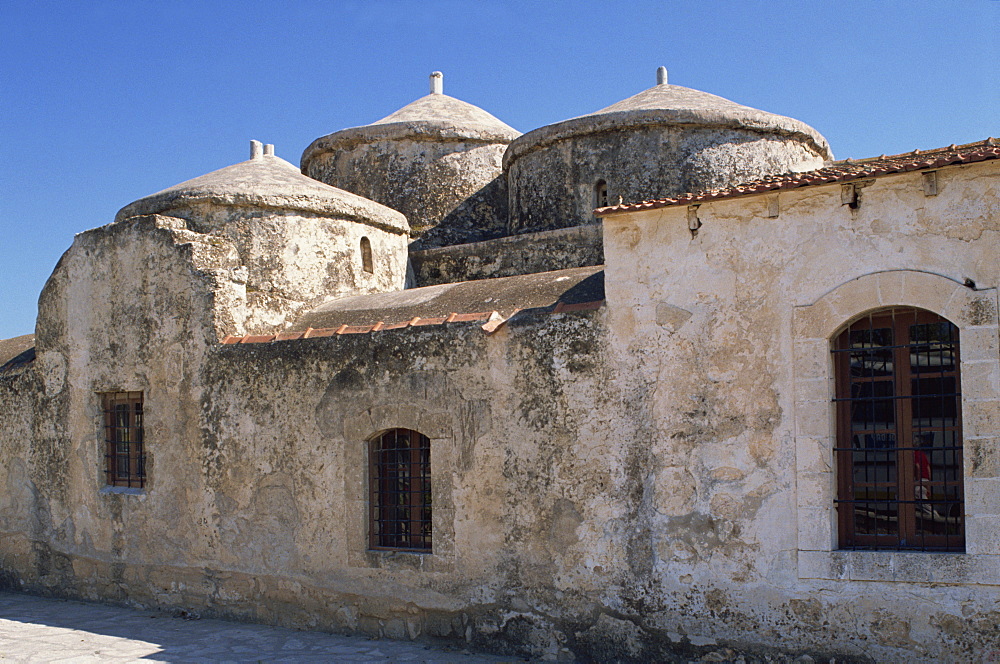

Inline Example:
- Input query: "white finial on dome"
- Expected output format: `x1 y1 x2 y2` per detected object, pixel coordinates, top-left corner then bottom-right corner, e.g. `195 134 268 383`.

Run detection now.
264 143 274 157
657 66 668 86
430 71 443 95
250 140 263 159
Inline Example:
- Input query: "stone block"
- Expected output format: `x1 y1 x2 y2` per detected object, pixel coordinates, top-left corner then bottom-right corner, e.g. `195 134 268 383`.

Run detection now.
876 271 907 307
967 515 1000 555
958 326 1000 363
945 290 999 328
419 411 453 439
965 478 1000 515
342 410 374 444
797 550 844 580
794 377 832 405
792 339 831 380
963 399 1000 439
965 436 1000 478
890 551 938 584
847 550 895 582
795 435 833 474
794 399 834 438
796 506 834 551
793 301 836 340
970 553 1000 585
796 472 833 510
960 360 1000 402
901 272 961 314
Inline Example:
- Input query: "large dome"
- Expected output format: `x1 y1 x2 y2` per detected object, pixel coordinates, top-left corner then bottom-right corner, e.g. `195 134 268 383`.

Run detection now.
504 68 833 234
301 73 519 242
505 70 831 168
303 82 518 157
118 142 406 233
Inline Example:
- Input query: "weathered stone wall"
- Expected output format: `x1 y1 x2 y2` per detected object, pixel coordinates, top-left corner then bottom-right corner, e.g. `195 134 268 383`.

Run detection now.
601 158 1000 662
3 214 239 602
507 127 824 234
409 224 603 287
2 160 998 663
119 206 408 335
304 139 508 240
0 361 41 590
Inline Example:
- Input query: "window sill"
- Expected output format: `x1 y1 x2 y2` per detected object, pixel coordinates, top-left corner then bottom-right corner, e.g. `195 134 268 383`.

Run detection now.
99 486 146 497
360 548 435 571
799 549 1000 585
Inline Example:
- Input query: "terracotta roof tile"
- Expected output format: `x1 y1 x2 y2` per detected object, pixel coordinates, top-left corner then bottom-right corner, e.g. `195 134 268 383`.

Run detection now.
218 302 605 346
596 138 1000 216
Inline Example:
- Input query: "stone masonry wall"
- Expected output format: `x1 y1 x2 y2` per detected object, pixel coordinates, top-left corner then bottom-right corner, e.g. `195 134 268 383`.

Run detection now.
1 161 998 662
508 127 824 234
304 139 508 240
409 224 603 287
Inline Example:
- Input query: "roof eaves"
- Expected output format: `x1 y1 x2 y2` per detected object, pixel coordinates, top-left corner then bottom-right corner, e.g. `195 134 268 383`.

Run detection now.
596 138 1000 217
219 301 606 345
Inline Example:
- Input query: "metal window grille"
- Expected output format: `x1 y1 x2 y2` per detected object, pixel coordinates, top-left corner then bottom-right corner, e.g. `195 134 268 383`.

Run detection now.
369 429 431 552
101 391 145 489
833 308 964 551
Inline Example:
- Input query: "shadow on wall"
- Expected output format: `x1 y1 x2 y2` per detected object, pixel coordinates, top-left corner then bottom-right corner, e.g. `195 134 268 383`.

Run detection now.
411 176 509 250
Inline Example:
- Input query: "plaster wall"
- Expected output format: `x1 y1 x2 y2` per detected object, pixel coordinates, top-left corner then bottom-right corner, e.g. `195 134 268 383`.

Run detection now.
507 127 824 234
601 158 1000 661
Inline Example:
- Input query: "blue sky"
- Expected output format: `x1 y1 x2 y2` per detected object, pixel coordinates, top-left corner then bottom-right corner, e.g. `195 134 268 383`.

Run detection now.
1 0 997 339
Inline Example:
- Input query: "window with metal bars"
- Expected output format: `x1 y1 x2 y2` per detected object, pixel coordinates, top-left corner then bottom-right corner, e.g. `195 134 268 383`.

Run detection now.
833 308 964 551
101 391 145 489
369 429 431 552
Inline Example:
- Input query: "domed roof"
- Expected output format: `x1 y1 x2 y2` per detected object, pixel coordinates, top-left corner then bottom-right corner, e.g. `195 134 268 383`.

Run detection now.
116 141 408 234
301 73 519 169
505 68 832 168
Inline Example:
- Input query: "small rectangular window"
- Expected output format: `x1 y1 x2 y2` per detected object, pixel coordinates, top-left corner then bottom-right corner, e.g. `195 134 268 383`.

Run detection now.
369 429 431 552
101 391 145 489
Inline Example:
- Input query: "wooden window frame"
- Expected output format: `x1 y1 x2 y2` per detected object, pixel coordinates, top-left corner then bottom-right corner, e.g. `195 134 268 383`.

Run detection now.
369 429 432 552
833 308 964 552
101 391 145 489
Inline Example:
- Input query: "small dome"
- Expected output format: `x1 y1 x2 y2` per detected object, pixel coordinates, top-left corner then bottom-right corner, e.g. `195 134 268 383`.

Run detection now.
116 142 408 234
301 73 519 170
367 93 520 139
505 74 831 168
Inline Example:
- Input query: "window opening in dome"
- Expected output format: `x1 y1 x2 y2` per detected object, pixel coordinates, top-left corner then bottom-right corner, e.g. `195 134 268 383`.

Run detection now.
360 237 374 274
594 180 609 209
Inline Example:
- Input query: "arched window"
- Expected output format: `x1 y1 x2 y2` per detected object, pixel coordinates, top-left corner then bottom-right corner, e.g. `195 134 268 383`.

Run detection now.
360 236 373 274
369 429 431 551
833 308 964 551
594 179 609 209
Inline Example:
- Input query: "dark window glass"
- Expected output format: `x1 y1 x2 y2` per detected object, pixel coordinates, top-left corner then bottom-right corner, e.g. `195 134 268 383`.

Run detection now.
102 392 145 489
369 429 431 552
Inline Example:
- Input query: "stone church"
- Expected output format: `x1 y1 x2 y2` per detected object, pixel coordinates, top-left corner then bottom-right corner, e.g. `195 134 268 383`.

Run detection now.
1 68 998 662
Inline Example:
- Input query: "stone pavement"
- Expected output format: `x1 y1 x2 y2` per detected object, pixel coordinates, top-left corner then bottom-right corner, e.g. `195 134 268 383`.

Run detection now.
0 592 521 663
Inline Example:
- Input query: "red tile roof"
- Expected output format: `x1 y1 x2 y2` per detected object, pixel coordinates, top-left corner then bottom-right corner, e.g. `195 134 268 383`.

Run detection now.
596 138 1000 216
220 301 605 345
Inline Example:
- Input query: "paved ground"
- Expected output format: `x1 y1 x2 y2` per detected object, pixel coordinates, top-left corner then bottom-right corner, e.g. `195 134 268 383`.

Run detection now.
0 592 522 663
